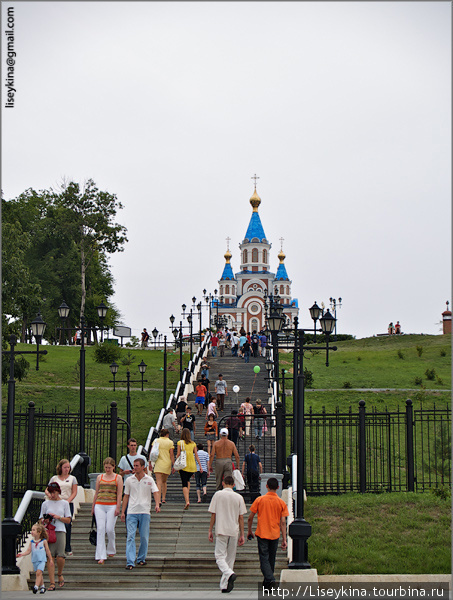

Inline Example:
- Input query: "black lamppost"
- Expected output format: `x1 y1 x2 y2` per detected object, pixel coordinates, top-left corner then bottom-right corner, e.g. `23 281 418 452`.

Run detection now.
152 327 158 349
187 312 193 358
162 335 167 409
110 361 119 391
288 308 336 570
97 301 108 342
171 320 183 381
109 362 147 439
2 316 48 574
57 301 70 345
57 302 108 477
268 307 285 404
329 297 342 340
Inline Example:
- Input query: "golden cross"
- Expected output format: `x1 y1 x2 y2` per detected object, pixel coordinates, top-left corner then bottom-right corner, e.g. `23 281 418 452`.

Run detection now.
251 174 260 189
226 237 231 250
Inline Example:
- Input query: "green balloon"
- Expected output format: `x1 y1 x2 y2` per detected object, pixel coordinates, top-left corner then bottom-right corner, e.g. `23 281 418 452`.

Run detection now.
253 365 260 374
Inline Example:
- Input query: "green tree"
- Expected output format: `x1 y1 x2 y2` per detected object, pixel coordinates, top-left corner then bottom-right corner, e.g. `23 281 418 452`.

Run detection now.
2 180 127 343
55 179 128 318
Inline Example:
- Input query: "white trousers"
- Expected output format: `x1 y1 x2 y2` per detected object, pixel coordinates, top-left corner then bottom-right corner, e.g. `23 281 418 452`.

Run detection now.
94 504 117 560
215 534 238 590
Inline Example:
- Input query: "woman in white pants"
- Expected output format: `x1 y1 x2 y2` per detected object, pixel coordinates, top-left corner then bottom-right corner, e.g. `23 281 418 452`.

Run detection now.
91 457 123 564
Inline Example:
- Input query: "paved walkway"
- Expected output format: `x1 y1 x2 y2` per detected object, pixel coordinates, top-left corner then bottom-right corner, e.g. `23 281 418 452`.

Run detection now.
2 591 259 599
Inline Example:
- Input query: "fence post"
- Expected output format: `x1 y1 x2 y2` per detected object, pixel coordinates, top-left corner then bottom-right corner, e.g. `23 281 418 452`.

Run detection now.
110 402 118 464
359 400 366 493
406 399 415 492
27 401 35 491
275 401 285 474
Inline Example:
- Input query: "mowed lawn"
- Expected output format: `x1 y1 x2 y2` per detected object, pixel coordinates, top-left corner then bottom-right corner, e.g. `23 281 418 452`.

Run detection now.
305 492 451 575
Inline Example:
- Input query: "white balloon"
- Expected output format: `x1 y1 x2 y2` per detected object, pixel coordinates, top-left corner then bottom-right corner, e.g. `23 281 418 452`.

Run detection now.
232 385 240 393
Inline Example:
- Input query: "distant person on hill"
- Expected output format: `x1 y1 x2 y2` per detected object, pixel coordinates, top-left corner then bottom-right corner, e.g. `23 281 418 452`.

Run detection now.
141 328 149 348
388 322 394 335
395 321 401 334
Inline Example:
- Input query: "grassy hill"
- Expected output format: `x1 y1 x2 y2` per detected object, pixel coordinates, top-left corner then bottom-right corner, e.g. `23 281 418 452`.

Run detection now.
2 334 451 444
280 334 451 414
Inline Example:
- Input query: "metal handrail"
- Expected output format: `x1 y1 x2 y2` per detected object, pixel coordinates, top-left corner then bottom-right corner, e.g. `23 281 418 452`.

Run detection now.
142 333 211 455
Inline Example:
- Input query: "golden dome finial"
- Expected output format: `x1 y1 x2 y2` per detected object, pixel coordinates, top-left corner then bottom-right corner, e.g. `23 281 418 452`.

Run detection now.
250 174 261 212
224 249 232 263
278 238 285 262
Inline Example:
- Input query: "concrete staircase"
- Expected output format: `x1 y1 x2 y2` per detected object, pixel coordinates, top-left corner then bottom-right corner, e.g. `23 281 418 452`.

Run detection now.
28 351 288 591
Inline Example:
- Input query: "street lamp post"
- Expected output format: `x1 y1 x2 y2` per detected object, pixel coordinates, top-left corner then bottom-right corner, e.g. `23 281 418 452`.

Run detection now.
2 315 48 575
288 309 336 569
329 297 342 340
152 327 158 350
57 302 109 485
109 363 147 440
57 301 70 345
163 335 167 409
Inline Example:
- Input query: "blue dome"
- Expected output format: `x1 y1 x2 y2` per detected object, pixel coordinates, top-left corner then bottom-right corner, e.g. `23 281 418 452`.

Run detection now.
220 263 235 280
275 263 289 280
244 212 267 242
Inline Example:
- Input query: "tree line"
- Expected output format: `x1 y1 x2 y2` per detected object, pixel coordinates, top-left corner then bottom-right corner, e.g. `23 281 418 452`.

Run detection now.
2 179 127 345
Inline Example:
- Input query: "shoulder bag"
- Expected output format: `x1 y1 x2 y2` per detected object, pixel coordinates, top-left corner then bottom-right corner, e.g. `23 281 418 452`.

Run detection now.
173 441 187 471
89 515 97 546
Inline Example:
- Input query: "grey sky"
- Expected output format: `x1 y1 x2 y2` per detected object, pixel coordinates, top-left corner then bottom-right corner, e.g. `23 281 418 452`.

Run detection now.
2 2 451 340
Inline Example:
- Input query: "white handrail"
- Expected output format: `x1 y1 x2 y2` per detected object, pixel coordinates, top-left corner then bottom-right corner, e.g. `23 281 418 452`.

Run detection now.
14 491 46 524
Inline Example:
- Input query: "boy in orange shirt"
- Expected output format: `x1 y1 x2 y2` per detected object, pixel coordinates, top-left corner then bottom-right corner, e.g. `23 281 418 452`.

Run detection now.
247 477 288 590
195 381 207 415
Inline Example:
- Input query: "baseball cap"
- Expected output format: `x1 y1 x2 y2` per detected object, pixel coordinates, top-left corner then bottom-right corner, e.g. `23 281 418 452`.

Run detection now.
220 428 228 436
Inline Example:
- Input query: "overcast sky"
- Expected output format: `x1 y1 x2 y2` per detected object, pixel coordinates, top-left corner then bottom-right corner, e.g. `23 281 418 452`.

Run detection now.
2 2 451 341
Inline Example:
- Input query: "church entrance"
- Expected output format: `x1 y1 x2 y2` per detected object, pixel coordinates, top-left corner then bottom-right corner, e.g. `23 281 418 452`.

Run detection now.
250 318 260 333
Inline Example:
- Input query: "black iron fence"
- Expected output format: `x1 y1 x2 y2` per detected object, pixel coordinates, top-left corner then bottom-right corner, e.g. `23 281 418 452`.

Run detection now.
1 401 128 502
285 400 451 494
219 400 451 494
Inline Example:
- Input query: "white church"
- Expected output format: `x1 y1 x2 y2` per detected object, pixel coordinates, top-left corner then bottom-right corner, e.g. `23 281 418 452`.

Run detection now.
215 184 299 333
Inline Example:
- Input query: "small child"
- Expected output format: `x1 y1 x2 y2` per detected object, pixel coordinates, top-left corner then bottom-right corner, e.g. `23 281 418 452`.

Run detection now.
17 522 53 594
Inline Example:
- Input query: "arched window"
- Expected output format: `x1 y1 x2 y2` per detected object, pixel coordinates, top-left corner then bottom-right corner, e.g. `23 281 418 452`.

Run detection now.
286 285 290 295
225 285 230 294
252 248 258 263
220 286 223 295
280 285 284 295
263 249 267 264
242 250 248 264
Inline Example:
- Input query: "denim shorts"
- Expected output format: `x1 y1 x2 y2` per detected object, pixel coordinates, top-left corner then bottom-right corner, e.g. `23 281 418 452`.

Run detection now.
195 471 208 489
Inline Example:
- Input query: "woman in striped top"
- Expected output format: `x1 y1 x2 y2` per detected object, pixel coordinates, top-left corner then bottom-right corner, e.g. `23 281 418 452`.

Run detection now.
91 457 123 564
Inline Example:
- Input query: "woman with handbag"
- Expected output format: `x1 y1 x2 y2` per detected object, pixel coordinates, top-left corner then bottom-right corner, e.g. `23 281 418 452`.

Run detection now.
91 457 123 564
46 459 78 556
39 482 71 590
172 428 203 510
150 428 175 506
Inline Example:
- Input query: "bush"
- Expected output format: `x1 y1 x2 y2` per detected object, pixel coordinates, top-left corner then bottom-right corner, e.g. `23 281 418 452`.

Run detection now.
357 356 362 361
93 342 121 364
430 486 451 501
397 350 404 359
2 355 30 384
425 368 436 381
416 345 423 357
342 381 352 389
440 349 447 357
414 376 423 386
126 336 140 348
303 367 314 388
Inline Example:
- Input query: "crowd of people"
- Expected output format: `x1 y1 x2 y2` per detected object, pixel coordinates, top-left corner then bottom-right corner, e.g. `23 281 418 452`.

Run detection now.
19 442 284 593
210 327 269 359
17 330 284 593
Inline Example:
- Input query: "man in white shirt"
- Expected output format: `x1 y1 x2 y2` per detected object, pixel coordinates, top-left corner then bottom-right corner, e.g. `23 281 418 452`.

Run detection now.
120 458 160 569
208 475 246 593
118 438 149 481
